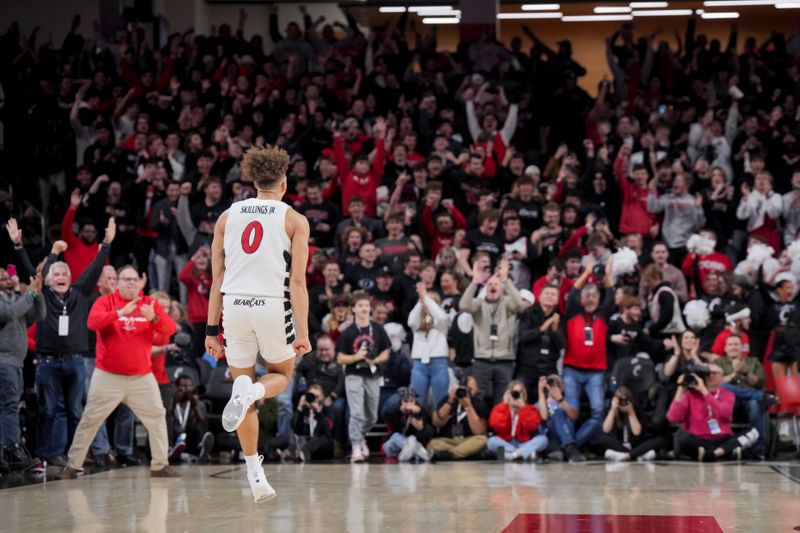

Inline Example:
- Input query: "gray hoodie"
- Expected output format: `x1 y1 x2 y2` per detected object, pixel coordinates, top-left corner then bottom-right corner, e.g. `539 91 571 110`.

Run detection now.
647 192 705 249
0 291 46 368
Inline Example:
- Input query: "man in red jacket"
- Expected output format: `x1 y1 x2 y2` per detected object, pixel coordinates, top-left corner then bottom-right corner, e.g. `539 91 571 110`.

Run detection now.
614 146 657 238
562 257 616 457
332 117 386 218
59 265 179 478
62 188 100 279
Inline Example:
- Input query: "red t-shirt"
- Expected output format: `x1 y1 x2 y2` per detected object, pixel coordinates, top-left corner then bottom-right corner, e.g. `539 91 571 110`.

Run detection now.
88 291 177 376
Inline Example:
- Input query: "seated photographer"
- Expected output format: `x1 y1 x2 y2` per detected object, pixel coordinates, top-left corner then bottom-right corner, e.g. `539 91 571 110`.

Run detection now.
487 381 548 461
717 334 776 459
594 386 664 462
271 384 335 463
168 375 214 463
295 335 346 447
535 374 586 462
427 376 489 461
382 387 433 463
667 363 759 461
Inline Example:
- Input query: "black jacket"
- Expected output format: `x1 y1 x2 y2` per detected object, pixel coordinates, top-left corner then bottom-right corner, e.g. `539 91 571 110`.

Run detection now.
384 403 434 443
516 304 565 376
35 244 109 354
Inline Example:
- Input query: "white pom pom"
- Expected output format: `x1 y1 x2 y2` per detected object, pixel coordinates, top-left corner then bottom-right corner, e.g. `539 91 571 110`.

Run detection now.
383 322 406 352
788 241 800 262
687 234 715 256
746 244 775 266
611 247 638 278
683 299 710 329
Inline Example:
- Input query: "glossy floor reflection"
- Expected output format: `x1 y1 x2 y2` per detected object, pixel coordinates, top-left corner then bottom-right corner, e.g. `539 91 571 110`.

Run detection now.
1 461 799 532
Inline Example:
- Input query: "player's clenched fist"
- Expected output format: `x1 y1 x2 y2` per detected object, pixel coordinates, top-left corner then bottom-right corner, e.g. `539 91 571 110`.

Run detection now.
205 336 225 360
293 337 311 356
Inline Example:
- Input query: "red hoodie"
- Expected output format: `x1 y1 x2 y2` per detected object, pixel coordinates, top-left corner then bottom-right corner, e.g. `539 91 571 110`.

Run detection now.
488 403 542 443
682 252 732 287
421 204 468 259
178 260 211 324
152 331 171 384
88 291 176 376
333 134 385 217
614 156 656 237
62 206 99 279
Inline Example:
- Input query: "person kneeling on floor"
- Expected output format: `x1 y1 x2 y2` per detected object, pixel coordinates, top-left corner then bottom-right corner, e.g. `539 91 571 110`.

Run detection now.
667 362 759 461
382 387 433 462
536 374 587 462
168 375 214 464
427 376 489 461
487 380 548 462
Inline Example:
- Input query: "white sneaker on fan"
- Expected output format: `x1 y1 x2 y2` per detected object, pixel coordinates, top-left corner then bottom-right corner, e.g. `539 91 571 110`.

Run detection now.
247 456 276 503
223 376 253 432
360 440 371 459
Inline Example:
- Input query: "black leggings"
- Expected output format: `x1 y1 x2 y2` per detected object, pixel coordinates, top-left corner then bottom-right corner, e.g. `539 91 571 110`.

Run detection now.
675 430 746 461
593 434 665 459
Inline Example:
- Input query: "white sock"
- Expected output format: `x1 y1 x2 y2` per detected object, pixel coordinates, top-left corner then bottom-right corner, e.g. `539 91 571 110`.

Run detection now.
244 454 261 472
248 382 266 404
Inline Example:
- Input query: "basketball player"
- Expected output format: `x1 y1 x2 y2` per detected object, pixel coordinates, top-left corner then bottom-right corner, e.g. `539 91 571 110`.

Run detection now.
205 145 311 503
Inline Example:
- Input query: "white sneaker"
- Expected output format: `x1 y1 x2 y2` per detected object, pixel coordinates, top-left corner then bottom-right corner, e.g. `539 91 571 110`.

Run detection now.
737 428 759 449
351 448 365 464
414 443 430 462
604 449 629 462
507 449 522 461
398 436 418 462
638 450 656 462
247 456 276 503
223 375 253 432
360 440 370 459
779 420 791 442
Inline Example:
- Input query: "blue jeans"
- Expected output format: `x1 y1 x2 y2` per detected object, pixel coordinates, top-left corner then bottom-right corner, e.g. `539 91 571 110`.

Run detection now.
410 358 450 409
722 384 767 449
562 367 605 449
379 390 400 420
487 435 549 460
277 378 295 436
0 363 23 446
382 432 408 457
546 409 578 448
36 355 86 459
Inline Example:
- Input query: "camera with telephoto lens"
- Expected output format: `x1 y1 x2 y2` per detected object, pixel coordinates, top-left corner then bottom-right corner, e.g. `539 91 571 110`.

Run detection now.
681 363 711 388
304 392 317 404
546 378 558 387
510 390 521 400
456 386 469 399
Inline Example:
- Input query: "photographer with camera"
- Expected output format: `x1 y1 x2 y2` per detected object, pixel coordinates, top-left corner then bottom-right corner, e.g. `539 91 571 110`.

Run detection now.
427 376 489 461
561 256 615 455
382 387 433 462
337 291 391 463
296 335 346 448
487 381 548 461
291 384 335 462
168 375 213 463
459 256 523 406
536 374 585 462
594 386 664 462
667 362 759 461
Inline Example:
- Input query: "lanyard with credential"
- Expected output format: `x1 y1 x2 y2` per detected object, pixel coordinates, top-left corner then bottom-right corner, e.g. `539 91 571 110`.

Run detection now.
56 294 69 337
175 402 191 432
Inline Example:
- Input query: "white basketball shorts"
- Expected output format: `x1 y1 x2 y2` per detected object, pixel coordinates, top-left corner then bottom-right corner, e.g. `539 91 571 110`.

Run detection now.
222 294 296 368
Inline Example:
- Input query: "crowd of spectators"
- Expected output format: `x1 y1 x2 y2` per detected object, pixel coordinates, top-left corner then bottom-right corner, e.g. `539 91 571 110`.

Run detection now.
1 7 800 471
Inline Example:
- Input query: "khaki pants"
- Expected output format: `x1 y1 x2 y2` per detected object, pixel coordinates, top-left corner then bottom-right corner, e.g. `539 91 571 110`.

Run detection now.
67 369 168 471
427 435 487 459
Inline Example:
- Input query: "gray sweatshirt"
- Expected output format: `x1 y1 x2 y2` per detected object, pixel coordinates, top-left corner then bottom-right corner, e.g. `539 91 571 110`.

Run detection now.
647 192 705 249
0 291 46 368
459 280 522 361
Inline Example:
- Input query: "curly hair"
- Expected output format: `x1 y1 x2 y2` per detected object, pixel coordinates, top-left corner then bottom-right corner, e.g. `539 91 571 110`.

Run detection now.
241 145 290 190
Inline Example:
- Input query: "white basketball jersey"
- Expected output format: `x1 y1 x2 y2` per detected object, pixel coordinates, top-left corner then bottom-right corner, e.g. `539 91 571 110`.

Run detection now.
221 198 292 298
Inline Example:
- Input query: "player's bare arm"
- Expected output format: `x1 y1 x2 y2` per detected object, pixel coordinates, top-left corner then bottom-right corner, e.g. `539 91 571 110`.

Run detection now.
205 209 228 359
287 208 311 356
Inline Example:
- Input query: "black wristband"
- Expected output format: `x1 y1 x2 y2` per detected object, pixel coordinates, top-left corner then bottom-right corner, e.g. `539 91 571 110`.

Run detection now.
206 325 220 336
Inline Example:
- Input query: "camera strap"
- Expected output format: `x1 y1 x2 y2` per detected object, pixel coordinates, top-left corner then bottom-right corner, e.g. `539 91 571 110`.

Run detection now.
175 402 191 432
